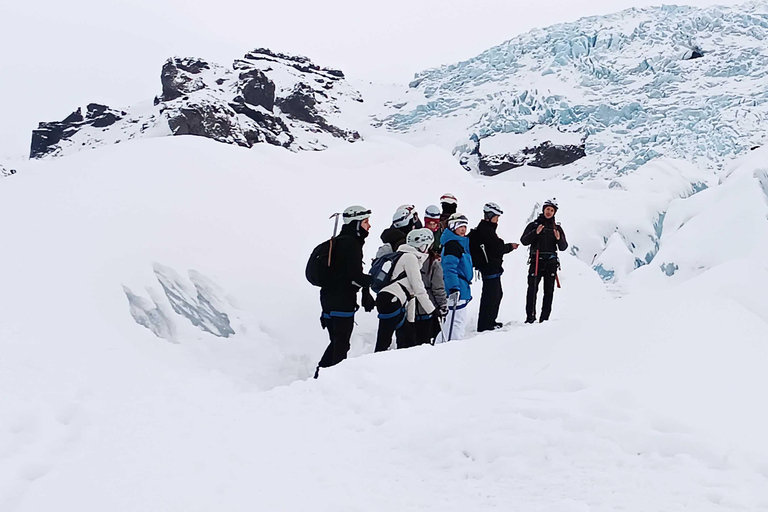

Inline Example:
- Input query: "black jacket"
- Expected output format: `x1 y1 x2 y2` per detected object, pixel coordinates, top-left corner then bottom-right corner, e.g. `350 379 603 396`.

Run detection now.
520 214 568 258
468 220 515 276
380 226 406 251
320 223 371 312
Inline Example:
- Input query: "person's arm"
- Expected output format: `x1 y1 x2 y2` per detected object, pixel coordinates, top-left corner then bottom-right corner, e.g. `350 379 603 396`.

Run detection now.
405 255 435 315
520 222 538 246
555 224 568 251
431 260 448 312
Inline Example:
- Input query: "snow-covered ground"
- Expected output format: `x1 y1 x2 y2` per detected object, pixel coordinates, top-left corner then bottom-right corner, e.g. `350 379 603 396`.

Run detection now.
2 133 768 510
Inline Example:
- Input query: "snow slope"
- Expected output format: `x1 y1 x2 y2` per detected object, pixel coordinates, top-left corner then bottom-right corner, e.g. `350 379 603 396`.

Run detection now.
377 1 768 178
2 134 768 510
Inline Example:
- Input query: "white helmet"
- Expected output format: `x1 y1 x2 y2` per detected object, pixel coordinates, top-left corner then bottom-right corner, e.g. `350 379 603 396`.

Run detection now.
392 206 415 228
447 213 469 231
406 228 434 252
440 193 457 205
483 202 503 219
542 198 559 211
343 205 371 224
424 204 441 219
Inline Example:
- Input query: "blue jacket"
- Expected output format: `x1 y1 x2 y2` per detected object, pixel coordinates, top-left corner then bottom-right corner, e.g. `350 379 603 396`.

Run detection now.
441 229 473 301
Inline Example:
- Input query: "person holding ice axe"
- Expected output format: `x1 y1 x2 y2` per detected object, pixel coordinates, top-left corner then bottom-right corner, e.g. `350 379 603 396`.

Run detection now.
435 213 474 343
306 206 376 378
520 198 568 323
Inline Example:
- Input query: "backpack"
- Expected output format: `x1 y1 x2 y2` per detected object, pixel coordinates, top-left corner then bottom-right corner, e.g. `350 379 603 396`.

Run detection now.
369 251 405 294
306 239 334 287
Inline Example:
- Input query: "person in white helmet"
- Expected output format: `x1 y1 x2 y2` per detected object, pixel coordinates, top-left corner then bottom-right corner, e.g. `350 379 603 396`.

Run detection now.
424 204 443 252
316 205 376 378
375 228 436 351
436 213 473 343
520 199 568 323
468 202 519 332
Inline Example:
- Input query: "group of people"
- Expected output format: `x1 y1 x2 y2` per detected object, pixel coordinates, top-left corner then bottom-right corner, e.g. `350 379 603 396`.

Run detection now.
310 194 568 378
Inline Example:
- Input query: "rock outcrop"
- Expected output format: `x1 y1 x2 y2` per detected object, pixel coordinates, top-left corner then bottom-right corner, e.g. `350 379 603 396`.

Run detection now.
31 49 363 159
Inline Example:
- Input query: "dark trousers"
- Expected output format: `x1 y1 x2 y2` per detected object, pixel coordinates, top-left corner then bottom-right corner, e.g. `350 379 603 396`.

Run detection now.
318 315 355 368
526 258 558 322
477 276 503 331
375 292 415 351
415 314 441 345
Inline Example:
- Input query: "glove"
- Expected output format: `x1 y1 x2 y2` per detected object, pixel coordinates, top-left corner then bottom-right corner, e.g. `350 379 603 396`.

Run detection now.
361 289 375 312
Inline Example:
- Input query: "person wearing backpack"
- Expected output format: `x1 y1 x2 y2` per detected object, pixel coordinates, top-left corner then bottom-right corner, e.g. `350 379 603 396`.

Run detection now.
468 202 519 332
374 228 436 352
520 198 568 323
436 213 473 343
438 193 458 231
314 206 376 378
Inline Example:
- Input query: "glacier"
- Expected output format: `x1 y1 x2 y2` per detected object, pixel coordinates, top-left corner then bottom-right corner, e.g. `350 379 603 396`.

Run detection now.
377 2 768 178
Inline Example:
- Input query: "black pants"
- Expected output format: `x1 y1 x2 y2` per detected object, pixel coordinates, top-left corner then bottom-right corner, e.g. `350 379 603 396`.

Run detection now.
477 276 503 332
318 314 355 368
415 314 441 345
526 258 558 322
375 292 415 351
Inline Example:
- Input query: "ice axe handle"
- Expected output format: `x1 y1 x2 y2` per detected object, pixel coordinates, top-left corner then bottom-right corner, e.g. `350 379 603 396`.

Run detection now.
328 212 341 266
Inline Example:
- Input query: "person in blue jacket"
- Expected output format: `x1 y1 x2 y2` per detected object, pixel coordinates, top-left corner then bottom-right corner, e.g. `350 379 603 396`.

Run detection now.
436 213 473 342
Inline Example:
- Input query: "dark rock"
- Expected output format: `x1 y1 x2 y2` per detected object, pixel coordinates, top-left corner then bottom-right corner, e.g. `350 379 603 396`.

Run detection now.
239 69 276 111
230 100 293 147
161 57 209 101
474 138 586 176
30 104 126 158
242 48 345 79
276 83 360 141
167 101 248 147
1 164 16 178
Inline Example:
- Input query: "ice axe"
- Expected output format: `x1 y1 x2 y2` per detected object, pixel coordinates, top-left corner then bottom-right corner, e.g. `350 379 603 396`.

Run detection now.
328 212 341 266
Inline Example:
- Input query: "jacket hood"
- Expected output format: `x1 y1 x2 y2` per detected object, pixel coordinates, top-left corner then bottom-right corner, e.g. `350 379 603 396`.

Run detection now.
441 227 470 248
399 243 429 264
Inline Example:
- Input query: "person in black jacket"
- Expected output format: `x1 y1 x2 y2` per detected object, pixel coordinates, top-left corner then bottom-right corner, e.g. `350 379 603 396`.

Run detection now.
520 198 568 323
468 202 519 332
316 205 376 378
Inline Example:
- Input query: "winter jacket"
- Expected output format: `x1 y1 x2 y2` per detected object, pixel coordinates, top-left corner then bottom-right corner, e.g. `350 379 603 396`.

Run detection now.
418 253 447 316
441 229 473 301
439 204 458 231
380 226 406 250
468 220 515 277
520 214 568 259
320 222 372 312
380 245 436 322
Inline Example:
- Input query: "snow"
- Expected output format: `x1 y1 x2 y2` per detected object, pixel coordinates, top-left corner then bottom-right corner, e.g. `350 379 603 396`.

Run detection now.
2 133 768 510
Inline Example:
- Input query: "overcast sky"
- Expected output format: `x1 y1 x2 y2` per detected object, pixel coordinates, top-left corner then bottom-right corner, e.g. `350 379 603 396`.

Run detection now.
0 0 745 159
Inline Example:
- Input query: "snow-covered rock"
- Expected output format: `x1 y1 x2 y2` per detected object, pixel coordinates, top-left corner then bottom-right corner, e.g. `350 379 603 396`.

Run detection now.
30 49 363 159
377 2 768 178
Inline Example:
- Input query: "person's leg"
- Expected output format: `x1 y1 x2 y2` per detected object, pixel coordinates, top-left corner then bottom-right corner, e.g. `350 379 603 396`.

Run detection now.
449 303 470 340
487 278 503 328
375 292 402 352
525 263 541 323
396 320 417 349
317 315 354 368
477 278 495 332
414 317 431 346
540 261 558 322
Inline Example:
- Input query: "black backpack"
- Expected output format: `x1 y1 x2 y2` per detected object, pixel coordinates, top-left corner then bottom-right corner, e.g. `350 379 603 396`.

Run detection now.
306 239 334 287
369 251 405 294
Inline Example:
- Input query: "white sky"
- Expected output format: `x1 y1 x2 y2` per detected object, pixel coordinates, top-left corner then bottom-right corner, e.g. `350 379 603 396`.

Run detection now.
0 0 745 159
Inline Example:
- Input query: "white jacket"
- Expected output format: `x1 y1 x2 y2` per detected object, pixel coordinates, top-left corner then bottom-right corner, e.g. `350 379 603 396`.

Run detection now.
380 245 436 322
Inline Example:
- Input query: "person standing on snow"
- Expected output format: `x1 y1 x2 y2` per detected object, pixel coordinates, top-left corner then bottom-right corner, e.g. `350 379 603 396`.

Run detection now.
438 193 458 231
415 209 448 345
375 228 437 351
397 204 423 230
316 206 376 378
520 198 568 323
468 202 519 332
424 204 443 253
377 206 417 258
437 213 473 342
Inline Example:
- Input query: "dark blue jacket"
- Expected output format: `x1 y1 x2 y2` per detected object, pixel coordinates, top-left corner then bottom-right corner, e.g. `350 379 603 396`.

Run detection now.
440 229 473 301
